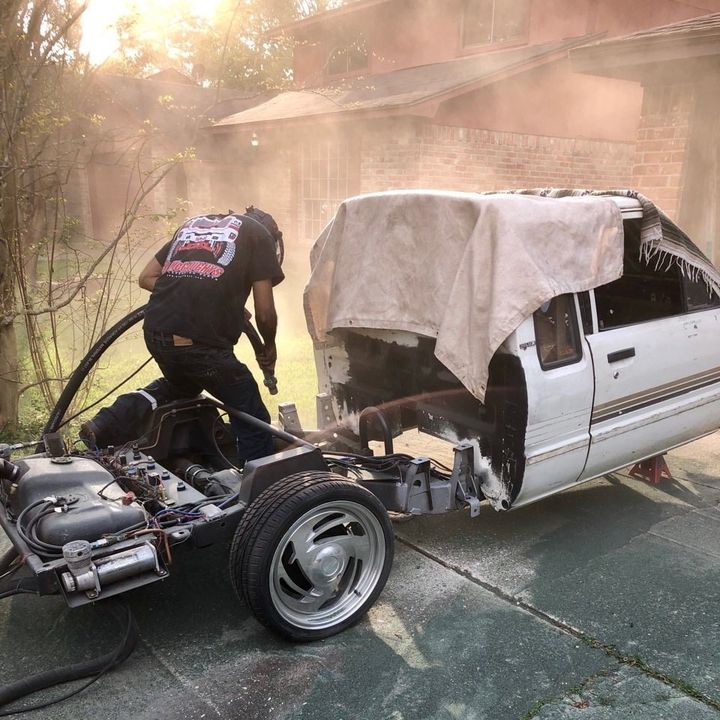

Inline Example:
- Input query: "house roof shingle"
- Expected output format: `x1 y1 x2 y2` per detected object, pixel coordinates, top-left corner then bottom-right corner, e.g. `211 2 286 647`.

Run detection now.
571 12 720 78
590 11 720 45
213 35 599 129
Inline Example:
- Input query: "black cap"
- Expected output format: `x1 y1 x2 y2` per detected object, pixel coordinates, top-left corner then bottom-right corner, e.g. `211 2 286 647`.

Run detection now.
244 206 282 241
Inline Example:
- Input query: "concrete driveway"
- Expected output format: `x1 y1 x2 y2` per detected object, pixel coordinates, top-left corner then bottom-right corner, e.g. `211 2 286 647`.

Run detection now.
1 433 719 719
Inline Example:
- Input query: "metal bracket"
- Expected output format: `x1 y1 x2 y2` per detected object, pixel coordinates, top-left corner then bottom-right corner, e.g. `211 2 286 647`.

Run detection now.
452 442 482 518
404 458 433 514
278 402 303 435
316 393 337 430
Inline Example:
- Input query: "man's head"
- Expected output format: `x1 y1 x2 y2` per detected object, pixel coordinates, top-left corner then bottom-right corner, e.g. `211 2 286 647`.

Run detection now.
245 205 285 265
244 206 282 241
244 206 284 265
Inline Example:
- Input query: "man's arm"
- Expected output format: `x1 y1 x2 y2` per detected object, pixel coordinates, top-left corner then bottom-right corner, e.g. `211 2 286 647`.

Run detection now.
139 257 163 292
252 278 277 371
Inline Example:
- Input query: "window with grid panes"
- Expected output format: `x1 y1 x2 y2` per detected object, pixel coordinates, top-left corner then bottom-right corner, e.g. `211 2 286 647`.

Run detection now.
300 140 356 243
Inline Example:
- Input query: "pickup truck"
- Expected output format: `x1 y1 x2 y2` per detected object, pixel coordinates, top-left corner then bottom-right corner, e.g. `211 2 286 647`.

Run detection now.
306 189 720 513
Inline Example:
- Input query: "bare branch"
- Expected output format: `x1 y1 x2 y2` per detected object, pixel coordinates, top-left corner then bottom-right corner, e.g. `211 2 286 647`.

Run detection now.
18 376 68 396
4 154 180 324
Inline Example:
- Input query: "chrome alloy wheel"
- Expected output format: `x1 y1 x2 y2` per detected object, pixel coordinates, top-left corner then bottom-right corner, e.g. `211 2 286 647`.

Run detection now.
269 500 386 631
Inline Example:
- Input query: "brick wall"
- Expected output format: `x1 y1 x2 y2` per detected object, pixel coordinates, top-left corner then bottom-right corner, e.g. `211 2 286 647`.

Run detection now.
631 84 694 219
361 123 635 194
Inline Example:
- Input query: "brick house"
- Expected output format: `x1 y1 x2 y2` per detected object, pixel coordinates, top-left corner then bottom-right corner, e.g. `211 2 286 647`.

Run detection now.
208 0 720 255
572 13 720 262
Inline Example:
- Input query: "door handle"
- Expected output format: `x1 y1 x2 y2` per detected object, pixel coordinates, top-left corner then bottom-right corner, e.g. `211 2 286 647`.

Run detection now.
607 347 635 363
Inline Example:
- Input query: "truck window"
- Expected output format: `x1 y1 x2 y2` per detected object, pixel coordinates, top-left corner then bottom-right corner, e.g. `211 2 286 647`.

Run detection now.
533 294 581 369
594 219 683 330
683 274 720 311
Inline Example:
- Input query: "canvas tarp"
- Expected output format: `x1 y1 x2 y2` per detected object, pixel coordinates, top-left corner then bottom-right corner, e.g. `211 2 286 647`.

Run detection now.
304 190 624 402
503 188 720 295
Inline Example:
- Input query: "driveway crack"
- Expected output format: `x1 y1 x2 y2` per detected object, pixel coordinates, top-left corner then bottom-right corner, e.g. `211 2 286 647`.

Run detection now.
397 535 720 713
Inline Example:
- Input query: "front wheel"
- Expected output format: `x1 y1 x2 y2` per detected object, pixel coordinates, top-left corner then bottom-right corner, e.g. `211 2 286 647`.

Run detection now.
229 471 394 641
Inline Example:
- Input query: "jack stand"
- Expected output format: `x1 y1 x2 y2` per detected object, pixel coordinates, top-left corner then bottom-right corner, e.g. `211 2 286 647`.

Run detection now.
629 454 673 485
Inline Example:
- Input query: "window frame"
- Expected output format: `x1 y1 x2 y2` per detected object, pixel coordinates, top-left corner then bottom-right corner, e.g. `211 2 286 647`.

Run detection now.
589 267 720 334
461 0 531 49
533 293 583 371
326 35 368 77
298 137 360 244
681 272 720 314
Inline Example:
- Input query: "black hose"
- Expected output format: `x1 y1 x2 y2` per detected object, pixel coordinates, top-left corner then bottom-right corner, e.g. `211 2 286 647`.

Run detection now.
0 577 37 599
358 406 394 455
15 500 63 558
242 320 278 395
25 509 64 555
38 306 147 451
0 601 138 714
204 399 316 450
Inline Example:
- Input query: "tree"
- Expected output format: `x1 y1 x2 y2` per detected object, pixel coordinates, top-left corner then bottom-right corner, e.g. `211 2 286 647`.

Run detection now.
0 1 89 430
0 1 181 435
101 0 346 91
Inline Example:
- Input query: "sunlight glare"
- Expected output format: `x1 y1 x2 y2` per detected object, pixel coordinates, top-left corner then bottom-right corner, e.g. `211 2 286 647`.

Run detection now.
81 0 223 66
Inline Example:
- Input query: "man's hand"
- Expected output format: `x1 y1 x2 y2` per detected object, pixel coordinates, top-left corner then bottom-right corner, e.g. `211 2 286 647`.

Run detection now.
256 342 277 373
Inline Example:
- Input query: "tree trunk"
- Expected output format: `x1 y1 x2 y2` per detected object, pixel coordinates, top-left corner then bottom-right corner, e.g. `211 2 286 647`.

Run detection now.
0 322 18 433
0 239 18 432
0 150 20 431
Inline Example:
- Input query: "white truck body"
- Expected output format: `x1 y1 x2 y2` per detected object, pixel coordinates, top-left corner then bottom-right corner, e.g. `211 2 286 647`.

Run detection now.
309 194 720 511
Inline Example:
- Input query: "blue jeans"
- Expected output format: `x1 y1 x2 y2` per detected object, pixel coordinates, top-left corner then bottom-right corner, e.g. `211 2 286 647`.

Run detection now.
143 330 274 465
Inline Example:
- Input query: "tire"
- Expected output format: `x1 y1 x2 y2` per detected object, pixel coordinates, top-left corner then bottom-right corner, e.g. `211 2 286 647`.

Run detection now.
229 471 394 641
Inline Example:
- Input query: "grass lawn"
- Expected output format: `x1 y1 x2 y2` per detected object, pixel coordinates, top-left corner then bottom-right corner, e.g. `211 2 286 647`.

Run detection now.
11 330 319 443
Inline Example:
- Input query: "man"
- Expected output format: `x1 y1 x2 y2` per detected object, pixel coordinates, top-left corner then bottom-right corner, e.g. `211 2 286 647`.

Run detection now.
82 207 284 465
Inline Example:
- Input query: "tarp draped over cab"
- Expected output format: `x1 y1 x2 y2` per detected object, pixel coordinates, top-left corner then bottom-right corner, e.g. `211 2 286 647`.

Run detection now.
506 188 720 294
304 190 624 402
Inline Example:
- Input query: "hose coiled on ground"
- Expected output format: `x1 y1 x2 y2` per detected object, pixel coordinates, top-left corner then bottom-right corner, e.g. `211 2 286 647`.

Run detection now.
0 600 138 714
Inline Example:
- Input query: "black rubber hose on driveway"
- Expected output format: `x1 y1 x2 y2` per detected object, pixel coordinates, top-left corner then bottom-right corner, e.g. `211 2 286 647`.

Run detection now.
0 600 138 714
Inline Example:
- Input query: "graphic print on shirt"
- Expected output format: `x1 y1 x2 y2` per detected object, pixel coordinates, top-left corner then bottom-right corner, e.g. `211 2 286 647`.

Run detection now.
163 215 241 280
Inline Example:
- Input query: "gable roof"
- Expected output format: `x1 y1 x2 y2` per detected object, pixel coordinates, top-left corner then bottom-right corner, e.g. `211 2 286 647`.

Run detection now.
213 35 599 130
572 12 720 79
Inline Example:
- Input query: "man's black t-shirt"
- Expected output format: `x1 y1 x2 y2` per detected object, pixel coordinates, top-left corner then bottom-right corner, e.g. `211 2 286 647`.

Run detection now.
143 213 284 348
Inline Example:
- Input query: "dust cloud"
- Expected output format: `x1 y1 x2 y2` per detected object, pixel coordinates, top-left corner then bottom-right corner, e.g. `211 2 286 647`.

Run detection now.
37 0 720 438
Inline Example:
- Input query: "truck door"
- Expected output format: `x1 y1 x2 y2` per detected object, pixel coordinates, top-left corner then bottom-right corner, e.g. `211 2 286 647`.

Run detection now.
512 293 595 507
580 220 720 480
